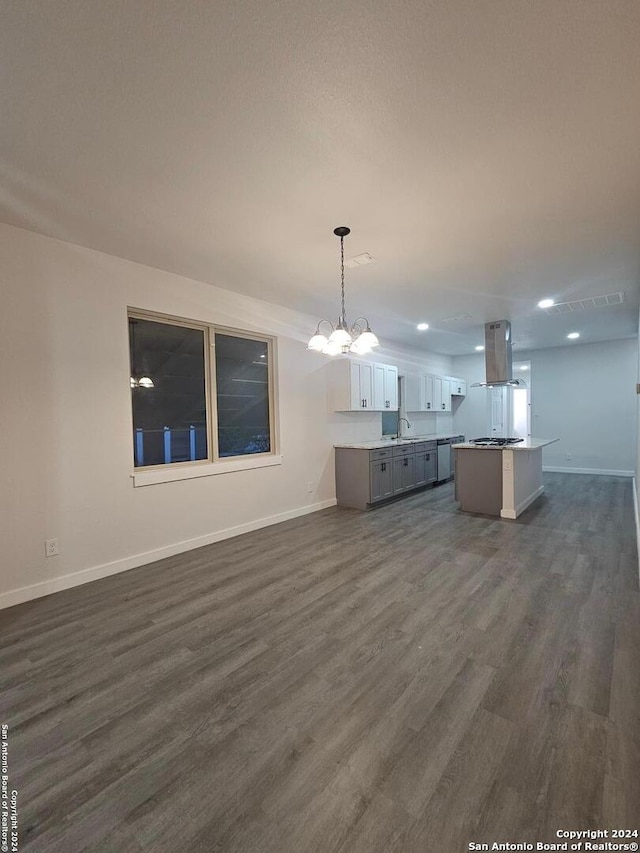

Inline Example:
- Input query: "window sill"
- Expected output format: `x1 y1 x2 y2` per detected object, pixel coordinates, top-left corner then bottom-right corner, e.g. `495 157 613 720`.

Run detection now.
131 455 283 487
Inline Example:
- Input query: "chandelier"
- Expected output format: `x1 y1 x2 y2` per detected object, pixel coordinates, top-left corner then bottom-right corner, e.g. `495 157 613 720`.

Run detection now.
307 226 379 356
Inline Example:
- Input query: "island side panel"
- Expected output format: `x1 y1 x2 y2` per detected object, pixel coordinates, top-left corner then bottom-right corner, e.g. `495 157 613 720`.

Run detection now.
335 448 371 510
501 447 545 519
455 448 503 516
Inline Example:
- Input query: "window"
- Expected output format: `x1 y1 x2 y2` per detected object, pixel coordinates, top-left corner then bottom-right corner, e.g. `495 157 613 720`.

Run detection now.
214 333 271 458
381 410 399 436
129 312 276 468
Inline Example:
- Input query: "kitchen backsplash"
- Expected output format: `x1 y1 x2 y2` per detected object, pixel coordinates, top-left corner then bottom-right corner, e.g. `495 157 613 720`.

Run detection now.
327 410 456 447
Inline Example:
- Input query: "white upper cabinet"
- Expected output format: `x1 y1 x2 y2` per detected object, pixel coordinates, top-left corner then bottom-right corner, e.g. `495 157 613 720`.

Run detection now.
350 360 373 410
328 359 397 412
406 372 441 412
407 372 462 411
440 377 452 412
373 364 385 410
327 359 372 411
424 374 435 411
448 377 467 396
432 376 443 411
376 364 398 411
404 373 422 412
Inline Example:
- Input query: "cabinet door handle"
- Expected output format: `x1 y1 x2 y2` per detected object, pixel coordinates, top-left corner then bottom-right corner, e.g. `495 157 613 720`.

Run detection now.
403 458 408 467
426 454 430 460
442 403 445 409
427 403 431 409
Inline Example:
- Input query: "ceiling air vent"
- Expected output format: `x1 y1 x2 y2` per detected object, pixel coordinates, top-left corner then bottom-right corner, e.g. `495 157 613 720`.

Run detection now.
440 313 473 323
543 292 624 314
344 253 375 269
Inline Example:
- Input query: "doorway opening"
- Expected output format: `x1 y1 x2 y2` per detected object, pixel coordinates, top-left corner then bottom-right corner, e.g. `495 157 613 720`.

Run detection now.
487 362 531 438
511 361 531 439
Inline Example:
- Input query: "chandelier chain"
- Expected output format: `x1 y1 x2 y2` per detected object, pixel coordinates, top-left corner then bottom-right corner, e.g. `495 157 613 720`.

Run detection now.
340 235 346 324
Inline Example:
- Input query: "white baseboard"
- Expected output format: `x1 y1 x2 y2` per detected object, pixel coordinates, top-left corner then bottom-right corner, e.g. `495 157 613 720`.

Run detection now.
633 478 640 585
0 498 337 611
500 485 545 520
543 466 634 477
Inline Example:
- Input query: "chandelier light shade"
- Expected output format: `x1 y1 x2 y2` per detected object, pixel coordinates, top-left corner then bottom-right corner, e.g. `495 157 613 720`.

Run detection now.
130 374 155 389
307 226 379 356
136 376 155 388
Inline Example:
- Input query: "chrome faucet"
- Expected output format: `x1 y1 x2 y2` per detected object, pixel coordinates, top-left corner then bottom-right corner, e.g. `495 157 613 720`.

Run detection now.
397 417 411 438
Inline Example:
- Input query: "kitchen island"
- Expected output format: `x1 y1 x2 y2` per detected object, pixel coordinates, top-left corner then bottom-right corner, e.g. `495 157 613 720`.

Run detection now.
453 438 559 519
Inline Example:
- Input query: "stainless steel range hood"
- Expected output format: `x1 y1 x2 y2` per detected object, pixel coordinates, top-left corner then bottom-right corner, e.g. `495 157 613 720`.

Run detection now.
472 320 521 387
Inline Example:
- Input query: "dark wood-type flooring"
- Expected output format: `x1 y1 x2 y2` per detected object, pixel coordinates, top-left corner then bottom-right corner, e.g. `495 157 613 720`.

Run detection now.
1 473 639 852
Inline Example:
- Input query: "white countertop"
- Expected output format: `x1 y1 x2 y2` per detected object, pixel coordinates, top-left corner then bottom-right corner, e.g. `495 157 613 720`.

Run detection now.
334 433 462 450
453 438 559 451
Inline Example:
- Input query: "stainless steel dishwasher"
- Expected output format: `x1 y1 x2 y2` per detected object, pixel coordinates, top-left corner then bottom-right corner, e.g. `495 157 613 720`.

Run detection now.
451 435 465 480
436 436 465 482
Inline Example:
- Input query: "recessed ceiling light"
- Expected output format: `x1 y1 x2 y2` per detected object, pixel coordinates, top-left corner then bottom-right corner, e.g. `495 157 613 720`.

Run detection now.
520 365 529 370
538 298 555 309
475 345 484 351
567 332 580 339
416 323 429 331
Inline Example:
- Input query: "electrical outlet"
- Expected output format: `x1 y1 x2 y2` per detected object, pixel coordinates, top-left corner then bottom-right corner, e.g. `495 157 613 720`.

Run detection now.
45 538 59 557
307 481 313 493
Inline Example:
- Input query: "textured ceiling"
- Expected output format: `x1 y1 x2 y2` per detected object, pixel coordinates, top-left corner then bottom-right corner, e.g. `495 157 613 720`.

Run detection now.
2 0 640 354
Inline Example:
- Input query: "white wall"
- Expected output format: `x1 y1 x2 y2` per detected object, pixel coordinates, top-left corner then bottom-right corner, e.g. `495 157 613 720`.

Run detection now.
0 224 449 608
448 355 490 443
452 339 637 475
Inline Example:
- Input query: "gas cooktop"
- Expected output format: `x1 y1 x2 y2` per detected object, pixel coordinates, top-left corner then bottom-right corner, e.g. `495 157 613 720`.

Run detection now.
469 437 524 446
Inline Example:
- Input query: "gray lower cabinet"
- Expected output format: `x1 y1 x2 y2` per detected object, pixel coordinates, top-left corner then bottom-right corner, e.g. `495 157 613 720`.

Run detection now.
335 442 437 510
392 454 416 494
415 443 437 487
370 458 394 502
